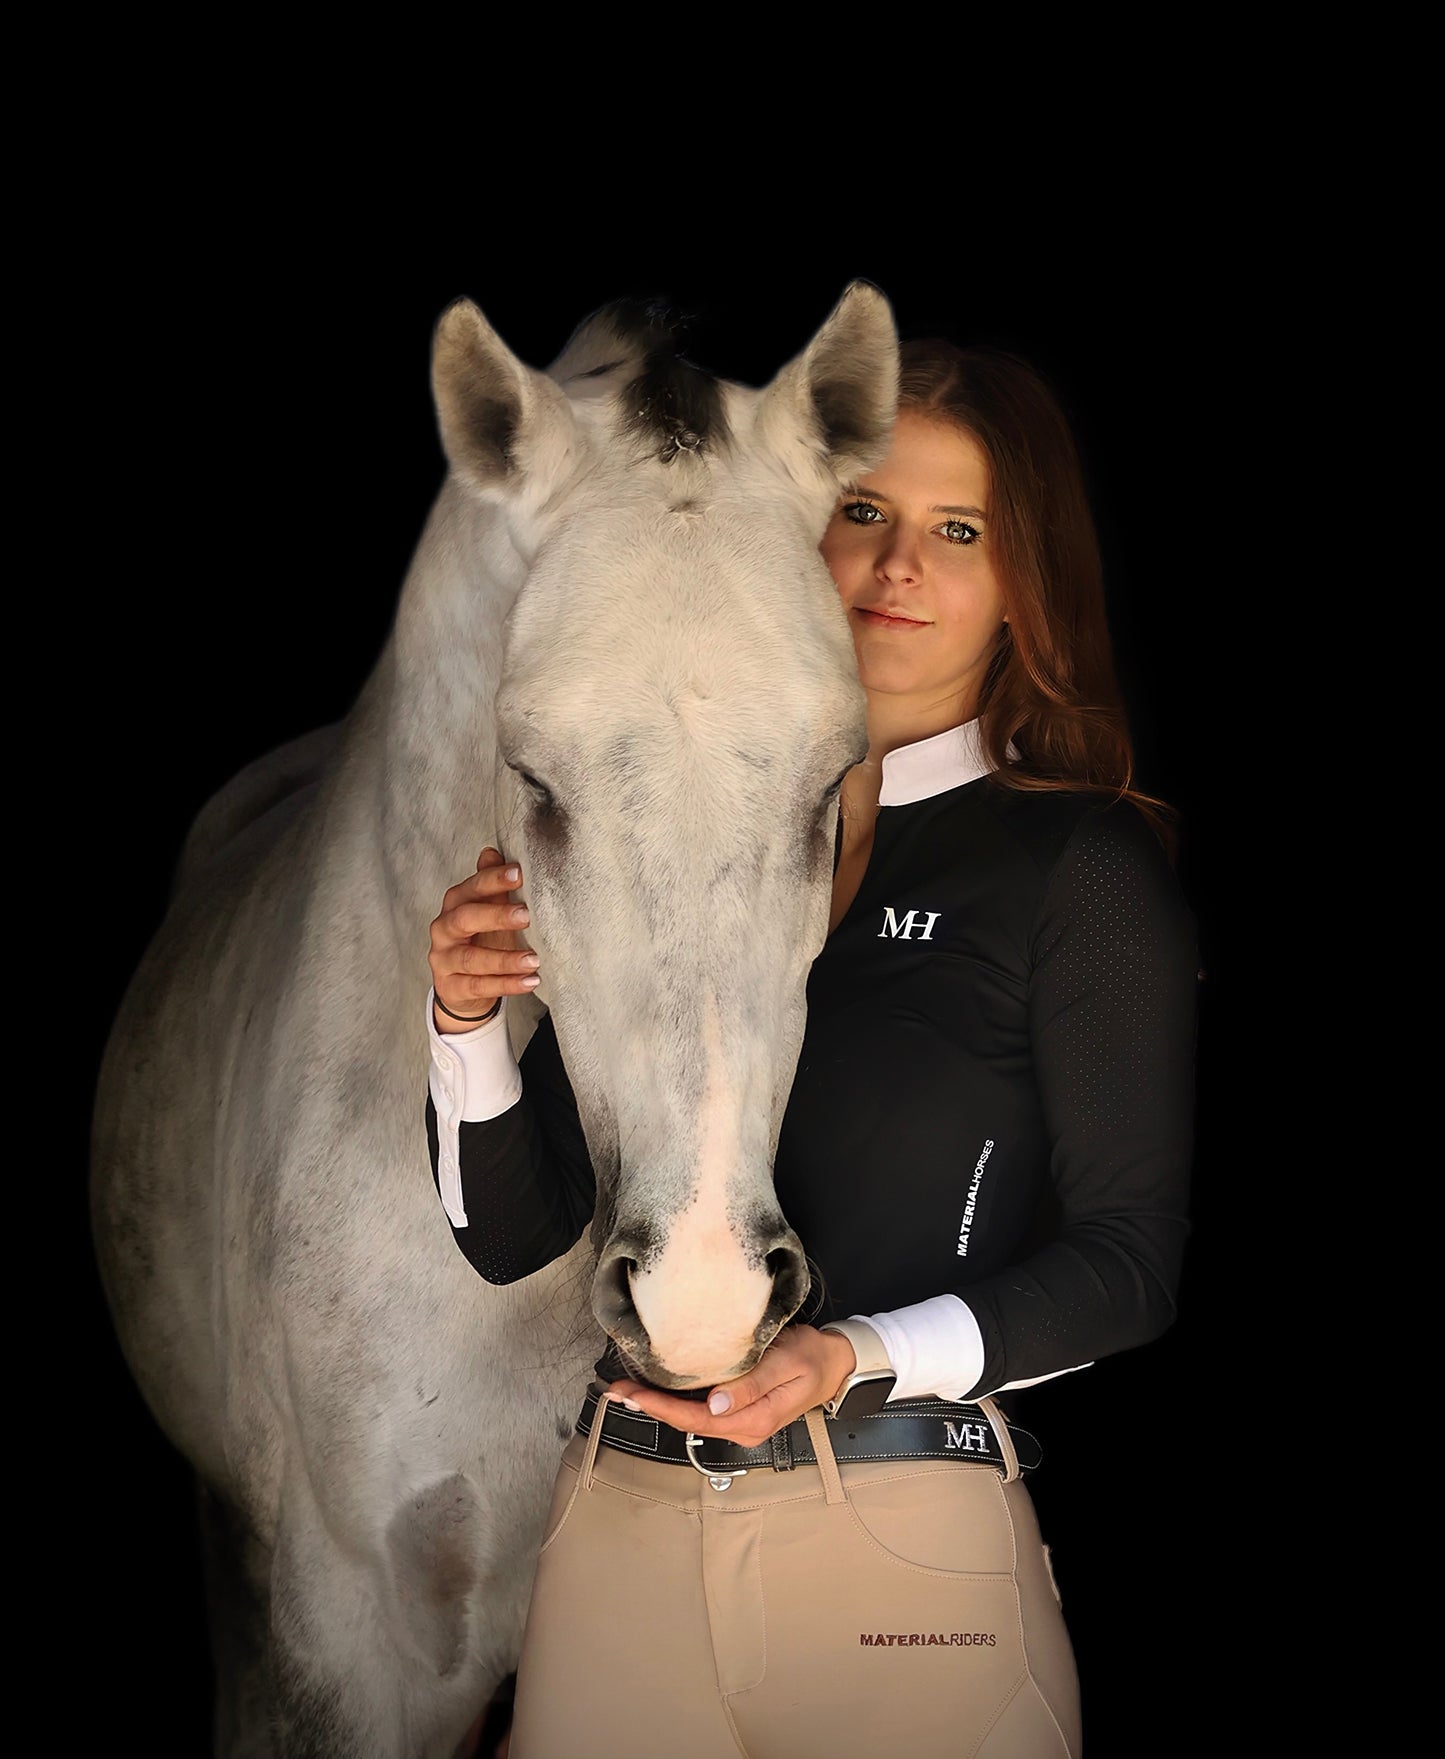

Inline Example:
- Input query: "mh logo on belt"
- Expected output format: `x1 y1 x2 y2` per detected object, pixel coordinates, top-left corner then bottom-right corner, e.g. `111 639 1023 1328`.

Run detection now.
944 1421 990 1452
879 907 940 940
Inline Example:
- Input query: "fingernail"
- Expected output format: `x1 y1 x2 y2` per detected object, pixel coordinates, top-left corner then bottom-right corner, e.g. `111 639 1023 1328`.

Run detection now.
521 975 540 988
520 953 540 969
707 1391 732 1416
504 865 520 882
621 1398 643 1412
511 907 530 923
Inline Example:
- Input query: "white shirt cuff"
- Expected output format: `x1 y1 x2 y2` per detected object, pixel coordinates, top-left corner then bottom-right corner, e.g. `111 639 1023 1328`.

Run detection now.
426 991 524 1228
851 1293 1094 1403
852 1294 986 1403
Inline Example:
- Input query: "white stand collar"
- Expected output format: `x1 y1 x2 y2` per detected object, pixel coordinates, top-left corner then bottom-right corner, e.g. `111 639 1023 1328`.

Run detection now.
877 720 996 807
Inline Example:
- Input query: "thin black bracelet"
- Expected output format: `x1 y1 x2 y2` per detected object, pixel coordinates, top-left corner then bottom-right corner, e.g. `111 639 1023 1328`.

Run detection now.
434 993 503 1025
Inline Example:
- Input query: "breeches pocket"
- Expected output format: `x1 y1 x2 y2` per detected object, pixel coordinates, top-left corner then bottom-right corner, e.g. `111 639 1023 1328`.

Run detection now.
839 1460 1018 1577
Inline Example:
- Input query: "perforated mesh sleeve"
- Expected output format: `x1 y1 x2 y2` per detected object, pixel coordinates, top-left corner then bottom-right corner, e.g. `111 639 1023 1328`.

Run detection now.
960 803 1198 1395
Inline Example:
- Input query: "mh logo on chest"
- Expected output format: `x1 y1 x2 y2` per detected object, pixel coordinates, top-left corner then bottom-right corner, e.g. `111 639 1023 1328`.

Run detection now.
878 907 941 941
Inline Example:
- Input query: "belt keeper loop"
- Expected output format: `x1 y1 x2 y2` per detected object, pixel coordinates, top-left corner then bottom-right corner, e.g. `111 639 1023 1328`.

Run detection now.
580 1388 612 1492
803 1406 846 1506
976 1395 1020 1483
770 1427 795 1472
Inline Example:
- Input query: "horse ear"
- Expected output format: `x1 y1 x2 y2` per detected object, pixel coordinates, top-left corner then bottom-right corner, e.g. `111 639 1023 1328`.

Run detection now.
756 280 899 486
431 298 577 503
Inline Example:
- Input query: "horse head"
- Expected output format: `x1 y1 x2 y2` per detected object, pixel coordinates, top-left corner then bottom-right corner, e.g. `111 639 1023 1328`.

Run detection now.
432 285 898 1389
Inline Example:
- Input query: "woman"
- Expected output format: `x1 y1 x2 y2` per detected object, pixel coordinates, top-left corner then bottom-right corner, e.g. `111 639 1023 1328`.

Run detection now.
426 340 1198 1758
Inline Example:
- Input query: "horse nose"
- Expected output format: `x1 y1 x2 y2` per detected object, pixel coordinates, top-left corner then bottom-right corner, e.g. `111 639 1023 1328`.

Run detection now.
591 1218 811 1390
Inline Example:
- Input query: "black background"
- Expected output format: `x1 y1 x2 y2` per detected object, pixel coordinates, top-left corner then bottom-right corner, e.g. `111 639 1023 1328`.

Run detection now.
72 174 1257 1758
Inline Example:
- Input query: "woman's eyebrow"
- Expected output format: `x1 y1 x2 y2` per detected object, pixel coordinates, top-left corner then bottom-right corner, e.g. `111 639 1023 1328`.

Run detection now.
850 485 986 518
844 485 992 517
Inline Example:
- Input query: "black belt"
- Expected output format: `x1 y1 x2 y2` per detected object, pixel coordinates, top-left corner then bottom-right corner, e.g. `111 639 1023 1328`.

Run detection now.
576 1384 1041 1477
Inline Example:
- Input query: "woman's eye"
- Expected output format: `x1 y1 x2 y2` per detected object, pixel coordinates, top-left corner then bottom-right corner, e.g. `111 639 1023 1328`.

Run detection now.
841 499 884 526
939 519 981 545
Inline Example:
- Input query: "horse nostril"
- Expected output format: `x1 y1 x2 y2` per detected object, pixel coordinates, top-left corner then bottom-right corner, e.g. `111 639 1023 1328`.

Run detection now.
592 1250 640 1333
591 1243 664 1380
762 1234 810 1321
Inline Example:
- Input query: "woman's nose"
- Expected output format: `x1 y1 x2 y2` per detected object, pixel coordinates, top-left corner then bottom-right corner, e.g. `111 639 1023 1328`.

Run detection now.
875 528 922 586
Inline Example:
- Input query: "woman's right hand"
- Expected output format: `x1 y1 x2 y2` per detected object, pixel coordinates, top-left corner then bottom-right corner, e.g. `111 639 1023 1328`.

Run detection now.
428 847 541 1034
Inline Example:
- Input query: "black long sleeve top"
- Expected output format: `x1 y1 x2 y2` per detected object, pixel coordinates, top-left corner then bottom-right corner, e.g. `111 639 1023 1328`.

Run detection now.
426 735 1198 1401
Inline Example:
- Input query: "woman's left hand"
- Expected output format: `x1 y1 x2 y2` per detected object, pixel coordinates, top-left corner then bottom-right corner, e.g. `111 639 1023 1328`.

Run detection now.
608 1325 857 1448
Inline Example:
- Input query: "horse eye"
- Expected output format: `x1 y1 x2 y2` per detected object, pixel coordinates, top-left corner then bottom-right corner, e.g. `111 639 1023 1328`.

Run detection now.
821 759 861 806
815 777 846 826
508 764 555 810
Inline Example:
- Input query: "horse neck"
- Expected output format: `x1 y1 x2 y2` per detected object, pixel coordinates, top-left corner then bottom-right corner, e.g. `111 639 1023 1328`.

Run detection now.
335 478 519 932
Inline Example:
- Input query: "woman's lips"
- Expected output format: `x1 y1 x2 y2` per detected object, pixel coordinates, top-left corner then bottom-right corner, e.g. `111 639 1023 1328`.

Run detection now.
855 607 929 629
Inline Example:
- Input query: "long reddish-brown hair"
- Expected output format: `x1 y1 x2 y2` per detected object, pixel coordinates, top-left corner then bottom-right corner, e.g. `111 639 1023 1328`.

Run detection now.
897 338 1174 847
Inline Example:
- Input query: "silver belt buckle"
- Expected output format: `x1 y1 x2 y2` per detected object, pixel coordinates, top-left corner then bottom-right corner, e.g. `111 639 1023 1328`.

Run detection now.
685 1431 747 1492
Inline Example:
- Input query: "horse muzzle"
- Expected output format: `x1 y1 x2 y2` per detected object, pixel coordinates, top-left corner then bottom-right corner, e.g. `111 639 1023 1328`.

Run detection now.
591 1217 810 1390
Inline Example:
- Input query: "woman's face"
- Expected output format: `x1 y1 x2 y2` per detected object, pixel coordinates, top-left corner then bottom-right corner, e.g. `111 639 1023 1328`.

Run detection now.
819 410 1006 728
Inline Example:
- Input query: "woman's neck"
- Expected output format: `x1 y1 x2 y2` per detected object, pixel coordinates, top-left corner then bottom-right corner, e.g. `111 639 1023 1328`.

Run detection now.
865 690 974 760
850 690 978 811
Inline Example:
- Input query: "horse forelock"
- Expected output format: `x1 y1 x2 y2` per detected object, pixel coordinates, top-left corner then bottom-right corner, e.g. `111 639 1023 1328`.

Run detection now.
619 350 727 462
550 295 730 465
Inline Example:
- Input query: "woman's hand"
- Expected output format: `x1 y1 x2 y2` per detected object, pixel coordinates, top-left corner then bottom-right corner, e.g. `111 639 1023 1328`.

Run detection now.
428 847 540 1034
608 1325 857 1448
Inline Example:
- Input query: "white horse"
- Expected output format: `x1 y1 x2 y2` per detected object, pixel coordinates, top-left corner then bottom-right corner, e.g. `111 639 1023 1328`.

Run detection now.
91 283 898 1757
